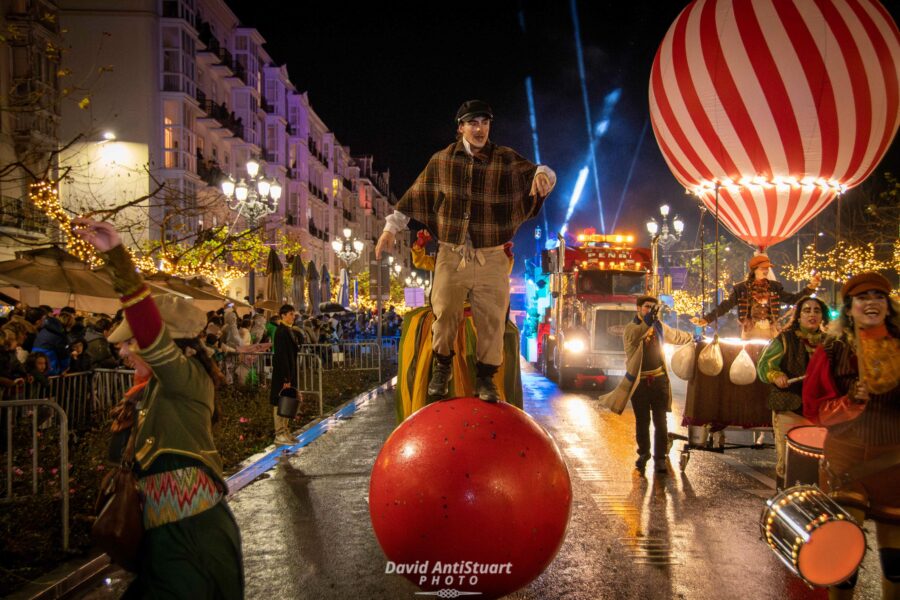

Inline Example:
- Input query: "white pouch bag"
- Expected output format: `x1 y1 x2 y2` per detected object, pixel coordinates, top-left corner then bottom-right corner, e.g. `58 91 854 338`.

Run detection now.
697 335 724 376
729 346 757 385
670 342 695 380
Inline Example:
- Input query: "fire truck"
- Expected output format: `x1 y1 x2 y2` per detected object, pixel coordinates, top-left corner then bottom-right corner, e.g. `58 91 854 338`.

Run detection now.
537 229 654 390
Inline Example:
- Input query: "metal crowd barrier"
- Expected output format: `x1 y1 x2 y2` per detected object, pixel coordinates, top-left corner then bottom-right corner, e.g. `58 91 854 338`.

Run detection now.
1 398 70 550
296 352 324 415
92 368 136 415
379 336 400 365
1 371 97 430
299 341 381 378
224 352 274 387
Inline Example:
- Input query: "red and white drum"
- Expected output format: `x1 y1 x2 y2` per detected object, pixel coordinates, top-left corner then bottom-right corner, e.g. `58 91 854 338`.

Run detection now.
760 485 865 587
785 426 827 487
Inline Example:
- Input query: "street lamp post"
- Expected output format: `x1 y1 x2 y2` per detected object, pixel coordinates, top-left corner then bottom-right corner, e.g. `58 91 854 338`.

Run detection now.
331 228 366 307
221 159 282 303
646 204 684 296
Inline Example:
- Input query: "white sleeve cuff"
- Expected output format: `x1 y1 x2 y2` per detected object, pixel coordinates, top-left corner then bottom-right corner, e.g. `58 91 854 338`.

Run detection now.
384 210 410 234
536 165 557 188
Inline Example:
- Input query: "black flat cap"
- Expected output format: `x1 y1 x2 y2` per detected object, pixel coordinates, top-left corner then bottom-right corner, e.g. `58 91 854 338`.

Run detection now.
456 99 493 123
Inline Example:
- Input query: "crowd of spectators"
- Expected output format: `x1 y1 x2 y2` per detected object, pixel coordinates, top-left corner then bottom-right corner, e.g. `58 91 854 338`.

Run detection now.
0 305 121 398
0 301 405 397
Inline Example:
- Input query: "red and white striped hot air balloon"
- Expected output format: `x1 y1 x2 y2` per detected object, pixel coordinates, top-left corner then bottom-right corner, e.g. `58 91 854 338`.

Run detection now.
649 0 900 250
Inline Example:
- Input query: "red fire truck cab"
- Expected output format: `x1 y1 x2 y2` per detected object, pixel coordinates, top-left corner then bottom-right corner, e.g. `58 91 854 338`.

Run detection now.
537 230 652 390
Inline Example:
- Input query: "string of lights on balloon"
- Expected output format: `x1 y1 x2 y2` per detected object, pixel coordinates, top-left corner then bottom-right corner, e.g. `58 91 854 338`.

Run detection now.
30 180 243 293
690 176 848 197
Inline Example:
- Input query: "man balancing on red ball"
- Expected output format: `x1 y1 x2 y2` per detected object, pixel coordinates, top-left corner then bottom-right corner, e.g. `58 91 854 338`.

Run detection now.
376 99 555 402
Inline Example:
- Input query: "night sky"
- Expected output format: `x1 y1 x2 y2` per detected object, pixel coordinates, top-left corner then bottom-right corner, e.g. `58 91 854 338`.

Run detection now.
229 0 900 272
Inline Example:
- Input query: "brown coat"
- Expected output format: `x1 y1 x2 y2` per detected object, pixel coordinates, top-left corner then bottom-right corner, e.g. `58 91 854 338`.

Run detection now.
599 318 694 415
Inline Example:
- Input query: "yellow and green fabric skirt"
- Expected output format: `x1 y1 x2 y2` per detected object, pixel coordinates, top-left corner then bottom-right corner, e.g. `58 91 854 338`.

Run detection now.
396 305 523 422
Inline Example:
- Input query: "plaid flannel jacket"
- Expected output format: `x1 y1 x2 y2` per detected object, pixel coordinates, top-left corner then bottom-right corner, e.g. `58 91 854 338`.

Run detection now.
396 141 544 248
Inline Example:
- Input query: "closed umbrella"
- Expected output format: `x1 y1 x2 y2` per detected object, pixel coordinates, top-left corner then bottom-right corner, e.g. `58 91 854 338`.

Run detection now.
291 255 306 312
265 248 284 308
337 268 350 308
320 264 332 307
306 262 320 315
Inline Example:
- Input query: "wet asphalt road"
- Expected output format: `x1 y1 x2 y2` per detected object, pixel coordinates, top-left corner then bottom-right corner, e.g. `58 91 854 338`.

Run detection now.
81 364 883 599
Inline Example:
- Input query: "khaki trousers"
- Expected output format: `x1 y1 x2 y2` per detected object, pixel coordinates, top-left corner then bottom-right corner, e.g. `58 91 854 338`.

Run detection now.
273 407 291 437
431 243 509 366
772 410 813 479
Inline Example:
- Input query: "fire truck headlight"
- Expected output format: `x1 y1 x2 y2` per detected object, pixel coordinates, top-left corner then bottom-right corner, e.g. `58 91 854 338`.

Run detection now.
563 338 586 353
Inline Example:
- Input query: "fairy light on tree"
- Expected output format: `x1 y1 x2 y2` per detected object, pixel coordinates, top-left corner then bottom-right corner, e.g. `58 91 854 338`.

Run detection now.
783 242 888 284
30 181 101 265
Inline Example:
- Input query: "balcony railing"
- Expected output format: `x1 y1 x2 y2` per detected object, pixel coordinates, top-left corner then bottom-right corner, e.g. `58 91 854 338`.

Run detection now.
231 63 248 85
198 99 244 139
197 19 219 53
214 46 234 71
197 154 225 188
0 195 50 234
261 99 275 113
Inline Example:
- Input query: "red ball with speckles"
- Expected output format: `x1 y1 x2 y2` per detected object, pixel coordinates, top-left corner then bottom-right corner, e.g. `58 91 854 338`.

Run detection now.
369 397 572 599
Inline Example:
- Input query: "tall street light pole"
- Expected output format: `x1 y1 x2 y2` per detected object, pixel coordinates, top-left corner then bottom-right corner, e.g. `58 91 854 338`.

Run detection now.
221 158 282 304
331 227 366 306
646 204 684 296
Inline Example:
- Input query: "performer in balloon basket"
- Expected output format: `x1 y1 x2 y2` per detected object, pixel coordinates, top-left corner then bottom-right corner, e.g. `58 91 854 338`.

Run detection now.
693 254 821 340
394 230 523 422
375 100 555 415
803 272 900 599
683 254 820 448
756 295 829 489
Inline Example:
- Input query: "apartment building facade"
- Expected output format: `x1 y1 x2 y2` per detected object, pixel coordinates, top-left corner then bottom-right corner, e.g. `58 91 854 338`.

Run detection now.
0 0 61 259
56 0 409 301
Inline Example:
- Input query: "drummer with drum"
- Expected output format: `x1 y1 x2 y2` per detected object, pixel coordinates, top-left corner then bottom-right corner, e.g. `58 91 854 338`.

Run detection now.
757 296 829 490
803 272 900 599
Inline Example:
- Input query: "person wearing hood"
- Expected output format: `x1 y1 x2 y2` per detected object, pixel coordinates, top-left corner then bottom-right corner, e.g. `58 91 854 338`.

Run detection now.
32 311 73 375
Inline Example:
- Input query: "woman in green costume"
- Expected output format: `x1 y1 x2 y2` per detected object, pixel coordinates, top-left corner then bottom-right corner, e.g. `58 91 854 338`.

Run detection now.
76 218 243 599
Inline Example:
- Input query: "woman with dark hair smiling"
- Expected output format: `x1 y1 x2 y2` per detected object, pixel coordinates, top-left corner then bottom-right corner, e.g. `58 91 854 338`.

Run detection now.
803 272 900 599
758 295 829 489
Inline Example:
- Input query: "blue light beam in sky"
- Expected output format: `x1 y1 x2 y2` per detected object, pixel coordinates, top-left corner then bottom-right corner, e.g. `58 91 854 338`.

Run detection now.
610 116 649 232
524 76 549 241
560 166 590 237
570 0 606 233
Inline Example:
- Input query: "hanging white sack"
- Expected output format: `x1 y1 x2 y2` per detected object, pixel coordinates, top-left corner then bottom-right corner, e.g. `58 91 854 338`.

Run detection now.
697 335 724 377
670 342 696 380
729 346 757 385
